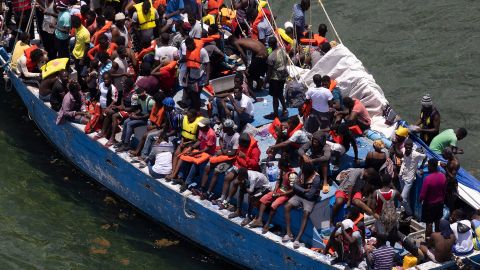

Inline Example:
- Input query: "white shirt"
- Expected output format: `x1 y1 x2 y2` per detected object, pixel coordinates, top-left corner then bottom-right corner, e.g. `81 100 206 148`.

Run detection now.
246 171 270 193
399 149 426 182
220 131 240 150
305 86 333 113
99 82 118 109
189 21 202 39
451 220 474 254
231 93 254 116
152 151 173 175
154 45 179 61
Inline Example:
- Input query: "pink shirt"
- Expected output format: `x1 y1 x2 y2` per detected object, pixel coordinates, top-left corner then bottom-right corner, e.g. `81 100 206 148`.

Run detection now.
419 172 447 204
353 99 372 126
198 128 217 155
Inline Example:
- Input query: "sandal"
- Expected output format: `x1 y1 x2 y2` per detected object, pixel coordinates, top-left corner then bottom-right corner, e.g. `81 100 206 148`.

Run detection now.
293 240 301 249
261 225 269 234
249 219 263 228
93 133 104 141
282 234 293 243
322 184 330 194
104 141 115 148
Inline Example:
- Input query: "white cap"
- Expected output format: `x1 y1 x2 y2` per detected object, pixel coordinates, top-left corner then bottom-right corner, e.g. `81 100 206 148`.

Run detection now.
115 12 126 21
342 219 354 230
284 21 294 29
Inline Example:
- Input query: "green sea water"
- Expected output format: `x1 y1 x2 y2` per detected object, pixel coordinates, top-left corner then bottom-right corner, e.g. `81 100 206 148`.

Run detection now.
1 0 479 269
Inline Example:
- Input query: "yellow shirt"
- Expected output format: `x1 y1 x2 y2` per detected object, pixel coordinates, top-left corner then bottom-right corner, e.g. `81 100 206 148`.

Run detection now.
10 41 30 70
73 25 91 60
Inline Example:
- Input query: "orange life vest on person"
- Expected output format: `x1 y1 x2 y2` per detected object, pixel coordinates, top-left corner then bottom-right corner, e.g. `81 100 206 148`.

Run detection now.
148 104 165 127
91 21 113 45
137 40 157 61
152 0 165 9
329 130 343 145
244 135 258 157
287 123 303 138
329 79 337 91
24 44 39 72
300 33 327 46
186 40 204 69
206 0 223 15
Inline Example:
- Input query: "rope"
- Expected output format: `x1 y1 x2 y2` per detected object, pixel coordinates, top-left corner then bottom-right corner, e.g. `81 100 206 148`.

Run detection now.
182 195 196 219
317 0 342 44
25 0 36 36
259 0 306 85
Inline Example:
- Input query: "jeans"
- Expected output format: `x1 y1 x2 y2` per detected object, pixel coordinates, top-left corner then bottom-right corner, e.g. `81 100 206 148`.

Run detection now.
184 161 208 185
121 118 147 145
141 129 162 159
399 177 414 216
148 162 166 179
54 37 70 58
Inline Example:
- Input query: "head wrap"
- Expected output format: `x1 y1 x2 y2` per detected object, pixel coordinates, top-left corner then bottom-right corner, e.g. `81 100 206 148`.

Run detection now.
421 94 433 107
395 126 409 138
162 97 175 107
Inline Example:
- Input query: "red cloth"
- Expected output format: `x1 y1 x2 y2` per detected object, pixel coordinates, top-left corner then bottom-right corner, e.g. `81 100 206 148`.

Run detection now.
198 128 217 155
156 61 177 93
234 139 260 171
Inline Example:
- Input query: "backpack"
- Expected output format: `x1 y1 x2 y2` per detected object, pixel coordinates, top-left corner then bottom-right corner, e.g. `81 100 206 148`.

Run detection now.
285 80 307 108
376 189 398 233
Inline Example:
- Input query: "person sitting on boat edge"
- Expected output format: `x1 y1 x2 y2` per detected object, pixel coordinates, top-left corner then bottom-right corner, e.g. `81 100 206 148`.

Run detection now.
249 158 296 233
128 91 167 158
166 108 202 181
10 32 31 71
48 70 70 112
133 97 183 166
116 87 156 152
16 46 47 83
193 119 239 201
336 96 371 134
217 133 261 209
415 94 440 145
331 168 381 227
227 168 271 227
171 118 217 193
298 131 331 194
267 116 309 164
146 131 174 179
283 163 321 249
56 82 90 125
324 218 364 267
429 127 467 155
327 123 359 170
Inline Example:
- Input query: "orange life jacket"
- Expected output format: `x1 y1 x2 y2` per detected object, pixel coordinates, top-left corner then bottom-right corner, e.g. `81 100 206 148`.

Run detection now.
153 0 165 9
209 154 236 164
148 103 165 127
206 0 223 15
329 79 337 91
329 130 343 145
245 135 258 157
287 123 303 138
349 125 363 135
91 21 113 45
251 7 271 40
24 44 39 72
301 99 312 117
180 150 211 165
186 40 204 69
200 34 221 43
300 33 327 46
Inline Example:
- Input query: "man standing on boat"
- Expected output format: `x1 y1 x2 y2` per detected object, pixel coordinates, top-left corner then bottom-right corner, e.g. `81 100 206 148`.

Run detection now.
292 0 310 41
415 94 440 145
264 37 289 119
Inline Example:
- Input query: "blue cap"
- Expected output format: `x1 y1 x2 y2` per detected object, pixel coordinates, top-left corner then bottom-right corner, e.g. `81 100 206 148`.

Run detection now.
163 97 175 107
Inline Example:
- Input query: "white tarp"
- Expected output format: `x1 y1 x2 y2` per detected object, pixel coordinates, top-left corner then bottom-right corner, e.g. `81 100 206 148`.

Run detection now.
298 44 393 137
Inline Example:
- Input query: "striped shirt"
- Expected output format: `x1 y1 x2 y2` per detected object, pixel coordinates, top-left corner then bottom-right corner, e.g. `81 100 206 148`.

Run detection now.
368 245 394 270
12 0 31 12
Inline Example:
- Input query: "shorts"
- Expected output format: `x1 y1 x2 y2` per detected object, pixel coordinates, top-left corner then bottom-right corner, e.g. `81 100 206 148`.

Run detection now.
260 191 290 210
422 202 443 224
306 109 331 132
248 56 267 80
268 79 286 98
227 165 239 174
288 195 315 213
214 162 232 174
335 190 362 200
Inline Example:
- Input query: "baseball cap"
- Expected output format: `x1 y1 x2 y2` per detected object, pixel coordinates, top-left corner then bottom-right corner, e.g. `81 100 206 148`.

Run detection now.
197 118 211 128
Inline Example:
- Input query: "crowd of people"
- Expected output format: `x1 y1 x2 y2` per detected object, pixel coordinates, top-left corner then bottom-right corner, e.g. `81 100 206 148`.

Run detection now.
3 0 479 268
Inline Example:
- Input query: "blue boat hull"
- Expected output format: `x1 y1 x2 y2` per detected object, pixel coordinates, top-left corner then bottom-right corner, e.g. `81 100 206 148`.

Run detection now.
7 71 337 269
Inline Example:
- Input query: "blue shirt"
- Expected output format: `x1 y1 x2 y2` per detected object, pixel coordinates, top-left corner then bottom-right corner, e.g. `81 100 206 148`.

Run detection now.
292 3 305 29
332 87 343 108
166 0 185 21
55 11 71 40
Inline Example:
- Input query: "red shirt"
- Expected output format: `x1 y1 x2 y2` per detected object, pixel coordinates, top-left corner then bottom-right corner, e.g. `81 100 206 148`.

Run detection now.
419 172 447 204
156 61 177 94
353 99 372 127
198 128 217 155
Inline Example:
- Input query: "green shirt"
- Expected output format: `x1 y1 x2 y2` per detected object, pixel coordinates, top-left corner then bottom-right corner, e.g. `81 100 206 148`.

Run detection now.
429 129 457 154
